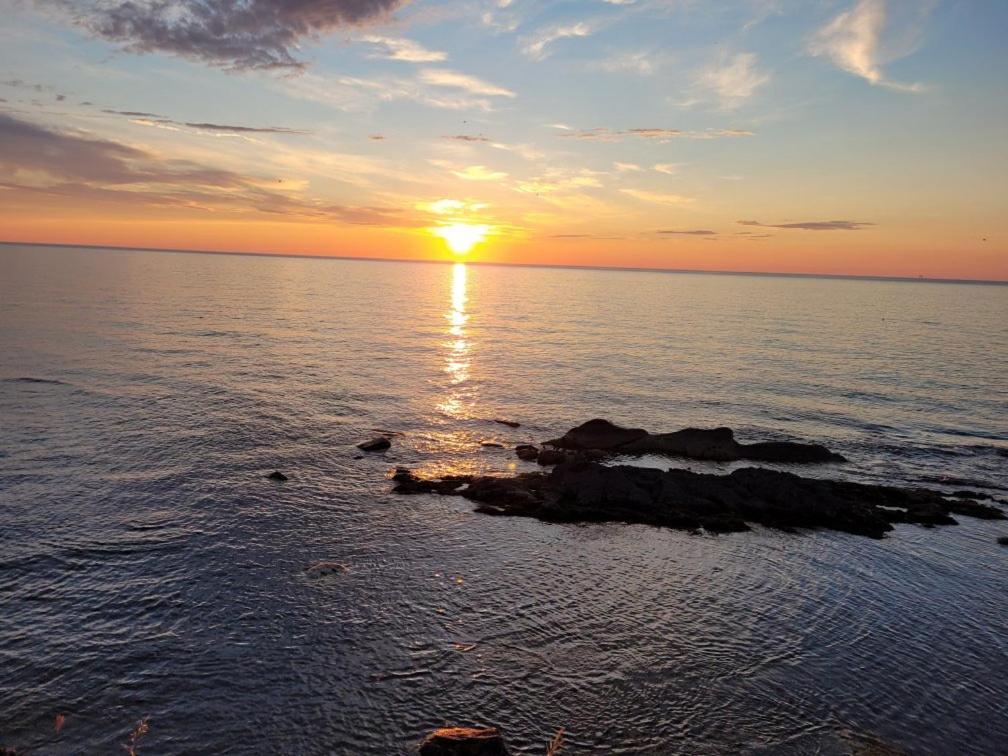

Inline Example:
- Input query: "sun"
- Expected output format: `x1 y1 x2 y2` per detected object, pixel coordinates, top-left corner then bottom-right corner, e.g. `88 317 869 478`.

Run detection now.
433 223 490 255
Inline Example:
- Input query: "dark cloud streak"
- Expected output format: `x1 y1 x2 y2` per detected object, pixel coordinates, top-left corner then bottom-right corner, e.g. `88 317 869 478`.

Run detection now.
38 0 410 70
738 219 873 231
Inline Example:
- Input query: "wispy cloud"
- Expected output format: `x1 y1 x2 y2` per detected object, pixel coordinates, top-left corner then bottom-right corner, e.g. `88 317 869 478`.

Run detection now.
357 35 447 63
658 229 716 235
696 52 769 107
808 0 925 92
620 189 694 205
521 22 596 61
104 109 307 135
36 0 410 70
453 165 508 181
563 127 753 142
738 219 873 230
0 111 403 223
418 68 516 98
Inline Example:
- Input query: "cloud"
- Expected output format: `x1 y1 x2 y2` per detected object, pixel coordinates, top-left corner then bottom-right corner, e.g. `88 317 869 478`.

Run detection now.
696 52 769 107
614 162 642 172
38 0 409 70
594 50 666 75
521 22 595 61
620 189 694 205
453 165 507 181
357 34 446 62
284 70 510 112
103 109 307 135
738 219 873 230
442 134 490 142
653 163 679 174
417 69 516 98
808 0 925 92
0 111 402 223
658 229 716 235
563 127 753 142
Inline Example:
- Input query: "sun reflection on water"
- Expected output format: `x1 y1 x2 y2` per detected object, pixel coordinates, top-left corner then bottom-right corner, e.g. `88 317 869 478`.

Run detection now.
438 263 471 417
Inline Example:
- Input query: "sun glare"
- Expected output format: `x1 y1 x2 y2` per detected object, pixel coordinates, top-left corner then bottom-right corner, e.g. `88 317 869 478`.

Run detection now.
434 223 489 255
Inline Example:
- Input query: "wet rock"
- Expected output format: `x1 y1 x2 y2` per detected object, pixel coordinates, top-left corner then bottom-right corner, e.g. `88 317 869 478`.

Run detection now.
951 489 992 500
515 444 539 461
544 419 845 464
419 727 509 756
480 441 504 448
393 467 472 495
304 561 349 576
998 536 1008 546
493 419 521 428
358 436 391 452
393 461 1004 540
266 470 288 481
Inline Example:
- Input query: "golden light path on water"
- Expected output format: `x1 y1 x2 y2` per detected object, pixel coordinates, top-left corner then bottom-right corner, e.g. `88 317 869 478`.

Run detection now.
439 262 469 418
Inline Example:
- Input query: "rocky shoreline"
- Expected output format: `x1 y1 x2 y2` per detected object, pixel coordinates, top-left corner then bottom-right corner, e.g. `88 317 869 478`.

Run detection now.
392 419 1005 539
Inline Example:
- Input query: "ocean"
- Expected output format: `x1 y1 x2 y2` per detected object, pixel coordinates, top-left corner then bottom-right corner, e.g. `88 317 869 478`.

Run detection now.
1 243 1006 754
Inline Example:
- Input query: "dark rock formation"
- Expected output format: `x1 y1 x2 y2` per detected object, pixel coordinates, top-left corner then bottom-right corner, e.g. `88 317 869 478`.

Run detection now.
419 727 509 756
998 536 1008 546
358 436 391 452
544 419 845 464
515 444 539 461
951 489 993 500
266 470 288 481
493 418 521 428
480 441 504 448
394 461 1005 540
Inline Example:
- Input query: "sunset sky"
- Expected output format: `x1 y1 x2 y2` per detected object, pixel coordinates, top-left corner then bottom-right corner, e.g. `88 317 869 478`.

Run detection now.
1 0 1005 279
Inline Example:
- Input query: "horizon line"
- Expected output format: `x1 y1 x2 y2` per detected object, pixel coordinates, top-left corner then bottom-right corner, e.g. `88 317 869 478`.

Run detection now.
2 239 1005 286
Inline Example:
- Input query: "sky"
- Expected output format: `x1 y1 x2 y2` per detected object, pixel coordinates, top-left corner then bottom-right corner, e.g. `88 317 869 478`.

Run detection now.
1 0 1006 280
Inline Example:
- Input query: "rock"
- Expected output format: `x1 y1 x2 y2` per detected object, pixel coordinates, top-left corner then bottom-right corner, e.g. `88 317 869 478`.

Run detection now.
304 561 349 576
537 448 569 466
266 470 288 481
393 467 472 495
480 441 504 448
419 727 509 756
997 448 1008 458
998 536 1008 546
544 419 845 464
493 419 521 428
393 461 1005 540
515 444 539 461
358 436 391 452
951 489 992 500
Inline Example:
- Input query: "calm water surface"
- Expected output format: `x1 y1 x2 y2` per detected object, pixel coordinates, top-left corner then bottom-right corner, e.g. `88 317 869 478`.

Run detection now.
1 245 1006 754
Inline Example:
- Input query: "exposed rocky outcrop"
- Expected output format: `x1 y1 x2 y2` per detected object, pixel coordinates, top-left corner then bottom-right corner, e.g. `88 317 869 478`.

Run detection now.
266 470 288 481
541 419 845 464
358 436 392 452
419 727 509 756
393 461 1005 540
998 536 1008 546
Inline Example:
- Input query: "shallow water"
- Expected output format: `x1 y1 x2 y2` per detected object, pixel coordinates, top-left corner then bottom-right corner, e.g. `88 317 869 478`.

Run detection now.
1 244 1006 754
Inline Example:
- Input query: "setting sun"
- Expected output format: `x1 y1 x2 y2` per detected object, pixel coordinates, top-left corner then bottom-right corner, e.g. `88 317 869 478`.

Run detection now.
433 224 490 255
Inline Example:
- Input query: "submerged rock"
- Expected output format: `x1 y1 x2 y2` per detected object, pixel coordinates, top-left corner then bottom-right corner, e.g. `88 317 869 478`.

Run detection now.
419 727 509 756
358 436 392 452
493 418 521 428
998 536 1008 546
304 561 349 576
394 461 1005 540
544 419 845 464
480 441 504 448
266 470 288 481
